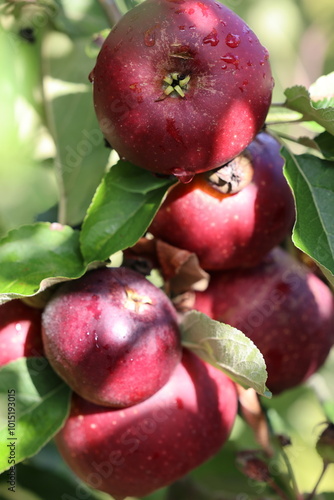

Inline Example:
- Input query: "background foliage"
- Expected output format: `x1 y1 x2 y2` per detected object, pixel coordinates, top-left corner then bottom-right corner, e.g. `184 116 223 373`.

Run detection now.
0 0 333 499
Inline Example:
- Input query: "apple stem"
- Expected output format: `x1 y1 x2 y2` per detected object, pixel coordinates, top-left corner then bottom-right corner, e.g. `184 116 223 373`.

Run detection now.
272 131 305 145
270 102 288 107
266 118 305 126
97 0 123 26
278 442 304 500
305 461 329 500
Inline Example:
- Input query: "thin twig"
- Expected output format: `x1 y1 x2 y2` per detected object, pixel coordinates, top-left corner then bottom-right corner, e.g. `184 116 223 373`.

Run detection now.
306 462 329 500
279 445 304 500
40 32 67 224
270 102 287 107
270 131 303 146
97 0 123 26
266 118 305 126
268 478 294 500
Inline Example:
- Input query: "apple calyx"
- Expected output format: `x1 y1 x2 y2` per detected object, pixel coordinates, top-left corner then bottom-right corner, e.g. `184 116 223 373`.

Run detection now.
205 153 254 194
124 287 153 313
156 71 191 101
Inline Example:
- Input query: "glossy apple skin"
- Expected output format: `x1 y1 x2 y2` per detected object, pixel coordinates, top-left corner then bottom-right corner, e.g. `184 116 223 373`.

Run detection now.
0 300 43 366
194 248 334 394
42 267 181 408
149 132 295 270
91 0 273 180
55 349 237 500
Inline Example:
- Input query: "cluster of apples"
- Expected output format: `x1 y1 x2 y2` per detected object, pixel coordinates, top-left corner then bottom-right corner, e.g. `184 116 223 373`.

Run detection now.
2 0 334 499
0 271 237 500
90 0 334 397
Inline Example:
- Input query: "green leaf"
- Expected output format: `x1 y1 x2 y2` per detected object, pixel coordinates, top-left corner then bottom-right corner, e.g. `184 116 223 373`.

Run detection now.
180 311 271 398
0 461 110 500
0 358 71 473
80 161 176 265
53 0 111 38
0 223 86 301
314 131 334 160
319 264 334 290
266 105 303 124
284 84 334 135
282 148 334 277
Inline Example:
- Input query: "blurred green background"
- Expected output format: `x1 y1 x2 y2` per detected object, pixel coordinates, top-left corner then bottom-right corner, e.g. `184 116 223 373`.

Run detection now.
0 0 333 499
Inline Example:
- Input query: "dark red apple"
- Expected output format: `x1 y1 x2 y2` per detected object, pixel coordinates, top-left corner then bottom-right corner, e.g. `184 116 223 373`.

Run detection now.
149 132 295 270
194 248 334 394
42 266 181 408
91 0 273 181
0 300 43 366
55 349 237 500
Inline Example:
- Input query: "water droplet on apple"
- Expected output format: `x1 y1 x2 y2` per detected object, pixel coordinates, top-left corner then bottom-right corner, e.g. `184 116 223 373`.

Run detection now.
179 25 186 31
94 332 100 349
189 25 196 30
263 48 270 60
221 64 227 70
247 60 253 67
221 53 239 68
203 28 219 46
172 168 194 183
88 69 95 83
225 33 240 48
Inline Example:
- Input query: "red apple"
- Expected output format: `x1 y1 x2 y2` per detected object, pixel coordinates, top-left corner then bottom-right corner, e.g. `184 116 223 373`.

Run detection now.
42 267 181 408
55 349 237 500
149 132 295 270
194 248 334 394
0 300 43 366
91 0 273 181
